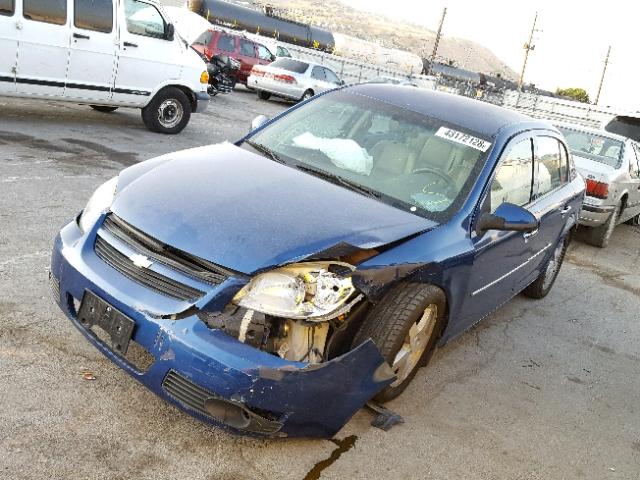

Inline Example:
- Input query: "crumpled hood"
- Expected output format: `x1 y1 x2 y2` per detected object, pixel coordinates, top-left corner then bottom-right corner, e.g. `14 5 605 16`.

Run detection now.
111 143 436 274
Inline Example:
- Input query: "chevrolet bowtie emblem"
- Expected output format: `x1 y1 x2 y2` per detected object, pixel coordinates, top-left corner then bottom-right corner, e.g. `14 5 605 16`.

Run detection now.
130 253 153 269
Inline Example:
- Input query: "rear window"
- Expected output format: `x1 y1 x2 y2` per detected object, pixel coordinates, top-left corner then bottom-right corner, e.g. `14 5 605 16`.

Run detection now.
23 0 67 24
0 0 14 16
271 58 309 74
74 0 113 33
558 127 624 168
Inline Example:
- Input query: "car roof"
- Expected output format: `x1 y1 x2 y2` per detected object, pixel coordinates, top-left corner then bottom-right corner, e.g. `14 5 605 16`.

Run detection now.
555 122 629 142
344 84 547 137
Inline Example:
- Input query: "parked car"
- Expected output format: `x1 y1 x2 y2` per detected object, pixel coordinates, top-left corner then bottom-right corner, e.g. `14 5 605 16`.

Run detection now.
50 85 584 438
557 125 640 246
0 0 210 134
364 76 419 87
249 58 343 102
241 32 292 58
191 28 275 85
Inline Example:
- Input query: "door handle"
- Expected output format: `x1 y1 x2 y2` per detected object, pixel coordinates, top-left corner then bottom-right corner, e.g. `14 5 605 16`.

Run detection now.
560 205 572 216
73 32 90 40
123 41 138 48
523 229 539 241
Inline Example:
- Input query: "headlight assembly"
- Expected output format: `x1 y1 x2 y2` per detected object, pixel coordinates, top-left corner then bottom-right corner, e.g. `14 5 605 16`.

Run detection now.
232 262 356 321
78 176 118 233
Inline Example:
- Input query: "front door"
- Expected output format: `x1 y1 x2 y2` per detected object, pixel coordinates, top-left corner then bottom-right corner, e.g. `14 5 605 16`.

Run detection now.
0 0 18 93
64 0 117 101
622 143 640 221
16 0 70 97
462 136 538 324
114 0 180 105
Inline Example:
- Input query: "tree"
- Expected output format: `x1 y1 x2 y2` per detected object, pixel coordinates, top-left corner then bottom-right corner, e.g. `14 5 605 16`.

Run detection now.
555 87 591 104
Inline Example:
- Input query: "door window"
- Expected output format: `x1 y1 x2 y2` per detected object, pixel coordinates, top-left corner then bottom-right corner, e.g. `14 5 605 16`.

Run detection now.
23 0 67 24
240 39 255 57
74 0 113 33
490 138 534 211
0 0 14 16
535 136 568 198
217 34 235 52
311 66 325 81
324 68 340 85
256 44 272 61
124 0 165 39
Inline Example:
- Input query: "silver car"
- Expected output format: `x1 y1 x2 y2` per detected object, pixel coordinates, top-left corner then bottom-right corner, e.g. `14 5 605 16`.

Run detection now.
248 58 343 102
557 125 640 247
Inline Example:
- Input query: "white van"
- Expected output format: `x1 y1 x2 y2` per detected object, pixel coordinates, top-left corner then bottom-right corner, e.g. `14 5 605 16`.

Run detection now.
0 0 210 133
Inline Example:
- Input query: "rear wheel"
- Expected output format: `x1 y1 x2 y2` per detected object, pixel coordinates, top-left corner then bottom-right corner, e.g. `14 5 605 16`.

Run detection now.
625 213 640 226
352 283 446 402
584 203 620 248
522 234 570 299
141 87 191 134
90 105 118 113
300 89 314 101
257 90 271 100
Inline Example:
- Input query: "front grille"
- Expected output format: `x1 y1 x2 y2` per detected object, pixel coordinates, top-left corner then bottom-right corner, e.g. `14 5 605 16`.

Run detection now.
163 370 211 414
102 214 229 285
95 236 205 302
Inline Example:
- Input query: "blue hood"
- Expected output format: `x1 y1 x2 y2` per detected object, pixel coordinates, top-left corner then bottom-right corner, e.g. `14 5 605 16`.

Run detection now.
111 143 436 274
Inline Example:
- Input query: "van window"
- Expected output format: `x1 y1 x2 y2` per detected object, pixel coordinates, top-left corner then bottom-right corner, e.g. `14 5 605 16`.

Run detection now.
23 0 67 24
240 39 255 57
75 0 112 33
0 0 14 16
217 34 235 52
125 0 165 39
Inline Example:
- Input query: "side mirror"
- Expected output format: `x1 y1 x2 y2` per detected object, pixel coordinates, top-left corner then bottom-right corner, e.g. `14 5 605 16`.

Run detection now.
165 23 175 41
476 202 538 234
270 54 276 62
250 114 270 132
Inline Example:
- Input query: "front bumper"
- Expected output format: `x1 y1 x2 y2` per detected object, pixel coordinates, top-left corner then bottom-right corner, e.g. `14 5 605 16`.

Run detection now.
49 218 392 438
578 203 615 227
194 91 210 113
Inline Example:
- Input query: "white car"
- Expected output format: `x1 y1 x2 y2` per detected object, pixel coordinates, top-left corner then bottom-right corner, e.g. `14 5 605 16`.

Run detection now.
248 58 343 102
0 0 210 133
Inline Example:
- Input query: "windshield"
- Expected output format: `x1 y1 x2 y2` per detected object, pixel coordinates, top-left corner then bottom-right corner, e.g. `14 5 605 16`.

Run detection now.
246 90 492 221
558 127 624 168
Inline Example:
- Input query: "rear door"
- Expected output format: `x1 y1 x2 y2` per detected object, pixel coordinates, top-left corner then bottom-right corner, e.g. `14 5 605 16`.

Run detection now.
238 38 258 81
463 135 538 324
64 0 116 101
16 0 70 97
0 0 18 92
625 143 640 219
114 0 180 105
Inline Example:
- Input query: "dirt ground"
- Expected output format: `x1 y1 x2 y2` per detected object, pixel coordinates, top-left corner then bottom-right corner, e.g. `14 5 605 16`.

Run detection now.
1 90 639 480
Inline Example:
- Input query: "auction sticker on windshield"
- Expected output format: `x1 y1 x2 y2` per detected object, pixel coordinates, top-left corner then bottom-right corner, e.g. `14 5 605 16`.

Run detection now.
435 127 492 152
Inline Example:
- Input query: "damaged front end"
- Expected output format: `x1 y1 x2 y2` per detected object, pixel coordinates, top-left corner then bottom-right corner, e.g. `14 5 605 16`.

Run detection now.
51 220 395 438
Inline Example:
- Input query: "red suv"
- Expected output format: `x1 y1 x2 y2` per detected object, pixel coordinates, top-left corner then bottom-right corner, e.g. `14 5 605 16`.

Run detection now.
193 29 276 85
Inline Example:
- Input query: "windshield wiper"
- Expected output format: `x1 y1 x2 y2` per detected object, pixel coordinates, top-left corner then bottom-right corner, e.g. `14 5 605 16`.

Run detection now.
245 141 285 164
295 164 381 199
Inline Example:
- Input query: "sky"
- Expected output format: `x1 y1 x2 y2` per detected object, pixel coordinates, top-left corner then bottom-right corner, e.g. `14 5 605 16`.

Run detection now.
341 0 639 111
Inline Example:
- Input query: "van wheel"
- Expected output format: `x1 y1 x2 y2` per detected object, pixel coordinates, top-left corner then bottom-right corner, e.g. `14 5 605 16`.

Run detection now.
141 87 191 134
90 105 118 113
351 283 446 403
257 90 271 100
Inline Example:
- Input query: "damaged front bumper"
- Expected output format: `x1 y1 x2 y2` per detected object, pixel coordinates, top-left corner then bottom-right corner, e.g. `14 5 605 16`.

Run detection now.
50 219 393 438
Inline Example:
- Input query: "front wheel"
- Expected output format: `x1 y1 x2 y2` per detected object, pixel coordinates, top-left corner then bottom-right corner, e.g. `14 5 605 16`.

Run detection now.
90 105 118 113
352 283 446 402
141 87 191 134
257 90 271 100
522 234 570 299
300 89 314 102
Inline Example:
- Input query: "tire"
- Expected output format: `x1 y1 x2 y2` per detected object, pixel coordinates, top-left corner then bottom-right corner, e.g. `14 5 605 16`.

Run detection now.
141 87 191 134
257 90 271 100
625 213 640 226
90 105 118 113
522 233 570 299
352 283 446 403
300 89 314 102
584 203 620 248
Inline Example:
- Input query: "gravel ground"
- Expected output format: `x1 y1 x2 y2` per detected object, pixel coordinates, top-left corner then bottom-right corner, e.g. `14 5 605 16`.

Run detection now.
0 90 639 480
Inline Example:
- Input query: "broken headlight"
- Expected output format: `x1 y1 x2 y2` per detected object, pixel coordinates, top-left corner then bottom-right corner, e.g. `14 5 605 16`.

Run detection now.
232 262 356 321
78 176 118 233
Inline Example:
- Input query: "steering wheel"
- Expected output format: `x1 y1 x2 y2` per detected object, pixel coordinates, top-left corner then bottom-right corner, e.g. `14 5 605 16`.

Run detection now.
411 167 457 193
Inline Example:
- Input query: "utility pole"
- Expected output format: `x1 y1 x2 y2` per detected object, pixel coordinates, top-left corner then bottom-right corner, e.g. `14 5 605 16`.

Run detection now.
518 12 539 91
595 46 611 105
428 7 447 75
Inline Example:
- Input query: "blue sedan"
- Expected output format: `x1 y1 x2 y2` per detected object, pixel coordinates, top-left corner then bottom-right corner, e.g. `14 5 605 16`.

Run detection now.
50 85 585 438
